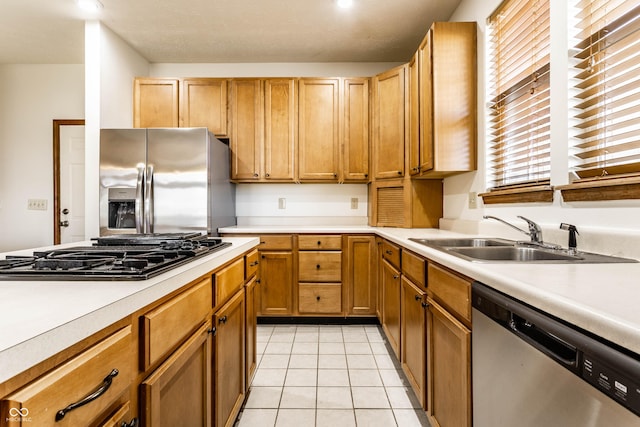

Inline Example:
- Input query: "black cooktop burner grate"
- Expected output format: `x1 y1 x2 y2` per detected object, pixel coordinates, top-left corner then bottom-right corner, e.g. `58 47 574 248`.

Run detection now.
0 235 232 281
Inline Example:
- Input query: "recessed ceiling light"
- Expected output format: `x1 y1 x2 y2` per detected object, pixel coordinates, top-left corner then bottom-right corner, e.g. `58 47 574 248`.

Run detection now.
76 0 104 12
337 0 353 9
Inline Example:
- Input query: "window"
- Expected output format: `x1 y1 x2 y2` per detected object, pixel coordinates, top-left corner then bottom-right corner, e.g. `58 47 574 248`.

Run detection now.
560 0 640 201
482 0 552 204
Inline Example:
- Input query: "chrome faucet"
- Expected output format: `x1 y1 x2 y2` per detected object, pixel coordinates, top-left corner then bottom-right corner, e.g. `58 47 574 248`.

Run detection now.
483 215 546 246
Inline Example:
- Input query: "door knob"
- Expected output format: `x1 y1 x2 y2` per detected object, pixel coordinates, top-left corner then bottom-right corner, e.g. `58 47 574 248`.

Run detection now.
60 220 69 227
61 208 69 215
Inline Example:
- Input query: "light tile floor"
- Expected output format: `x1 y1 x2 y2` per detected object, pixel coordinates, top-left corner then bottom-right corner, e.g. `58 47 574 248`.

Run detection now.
235 324 431 427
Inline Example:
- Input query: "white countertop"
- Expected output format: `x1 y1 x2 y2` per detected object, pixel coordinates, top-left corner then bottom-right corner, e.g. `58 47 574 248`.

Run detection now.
0 237 259 384
220 225 640 356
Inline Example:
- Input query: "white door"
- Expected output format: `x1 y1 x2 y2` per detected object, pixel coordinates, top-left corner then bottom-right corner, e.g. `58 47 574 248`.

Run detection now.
59 125 85 243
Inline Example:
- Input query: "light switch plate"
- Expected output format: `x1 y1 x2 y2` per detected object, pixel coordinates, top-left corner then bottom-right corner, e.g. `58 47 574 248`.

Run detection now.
28 199 48 211
278 198 286 209
350 197 358 209
468 192 478 209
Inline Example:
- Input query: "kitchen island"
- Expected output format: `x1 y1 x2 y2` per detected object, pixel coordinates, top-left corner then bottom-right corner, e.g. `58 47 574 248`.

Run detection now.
0 236 258 384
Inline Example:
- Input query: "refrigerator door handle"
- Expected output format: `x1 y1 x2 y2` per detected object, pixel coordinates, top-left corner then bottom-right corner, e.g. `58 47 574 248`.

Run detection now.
145 164 154 233
135 165 145 233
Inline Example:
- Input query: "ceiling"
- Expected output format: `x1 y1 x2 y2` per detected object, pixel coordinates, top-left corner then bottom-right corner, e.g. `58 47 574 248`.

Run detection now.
0 0 462 64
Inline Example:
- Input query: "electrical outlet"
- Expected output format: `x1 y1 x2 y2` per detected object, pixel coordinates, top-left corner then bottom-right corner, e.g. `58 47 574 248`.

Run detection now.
278 198 286 209
28 199 48 211
350 197 358 209
468 192 478 209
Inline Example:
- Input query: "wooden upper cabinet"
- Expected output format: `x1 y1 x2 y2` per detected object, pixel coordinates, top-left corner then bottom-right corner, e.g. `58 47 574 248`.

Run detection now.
230 79 263 181
373 65 406 179
134 78 179 128
298 78 340 181
181 78 228 136
264 79 297 181
408 53 422 176
342 78 370 182
418 22 477 177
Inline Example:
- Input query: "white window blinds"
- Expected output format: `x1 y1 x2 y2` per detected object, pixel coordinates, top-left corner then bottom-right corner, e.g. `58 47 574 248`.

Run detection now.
570 0 640 180
487 0 551 190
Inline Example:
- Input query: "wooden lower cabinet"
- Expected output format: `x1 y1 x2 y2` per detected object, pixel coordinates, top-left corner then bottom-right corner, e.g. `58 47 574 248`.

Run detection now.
1 326 134 427
345 235 377 316
401 277 428 410
214 289 246 427
381 258 401 358
259 251 294 315
141 322 212 427
427 298 471 427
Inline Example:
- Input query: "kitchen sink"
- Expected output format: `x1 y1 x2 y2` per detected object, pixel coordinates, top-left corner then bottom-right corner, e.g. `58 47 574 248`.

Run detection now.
409 237 638 264
408 237 515 248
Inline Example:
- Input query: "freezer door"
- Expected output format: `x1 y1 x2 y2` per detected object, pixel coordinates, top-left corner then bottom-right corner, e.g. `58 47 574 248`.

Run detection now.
99 129 147 235
146 128 210 233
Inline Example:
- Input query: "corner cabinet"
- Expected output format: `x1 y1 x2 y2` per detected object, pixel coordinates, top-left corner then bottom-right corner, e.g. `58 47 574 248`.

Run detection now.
372 65 406 179
415 22 477 177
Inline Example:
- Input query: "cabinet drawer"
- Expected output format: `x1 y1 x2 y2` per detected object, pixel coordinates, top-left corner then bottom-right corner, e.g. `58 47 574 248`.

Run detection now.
298 251 342 282
141 279 212 370
2 327 133 427
298 235 342 250
299 284 342 313
258 235 293 250
402 250 426 291
428 263 471 323
381 240 401 270
215 258 245 306
245 249 259 279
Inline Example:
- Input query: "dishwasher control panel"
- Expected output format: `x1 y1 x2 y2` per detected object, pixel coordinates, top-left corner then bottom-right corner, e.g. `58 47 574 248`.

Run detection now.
582 354 640 416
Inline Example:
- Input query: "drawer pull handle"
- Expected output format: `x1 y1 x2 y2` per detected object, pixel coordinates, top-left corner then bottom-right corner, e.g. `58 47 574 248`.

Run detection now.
219 316 228 324
121 418 139 427
250 261 259 266
55 369 118 421
415 295 421 301
385 250 393 255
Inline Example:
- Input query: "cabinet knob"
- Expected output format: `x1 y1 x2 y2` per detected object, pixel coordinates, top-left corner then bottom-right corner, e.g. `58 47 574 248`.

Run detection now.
317 240 322 245
364 174 368 178
316 296 321 301
219 316 228 324
253 173 259 177
393 275 399 279
415 295 422 301
266 173 270 177
385 250 393 255
421 301 429 308
121 418 139 427
397 170 402 175
316 264 321 269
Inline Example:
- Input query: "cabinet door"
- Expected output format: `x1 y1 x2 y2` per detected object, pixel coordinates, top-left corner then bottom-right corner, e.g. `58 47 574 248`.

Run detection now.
401 277 427 409
264 79 296 181
427 298 471 427
141 322 212 427
345 235 376 315
408 52 421 175
245 276 258 389
298 79 340 181
373 65 405 179
214 289 246 427
259 251 294 315
381 258 401 358
182 78 228 136
230 79 263 180
342 78 370 182
133 78 179 128
420 22 477 176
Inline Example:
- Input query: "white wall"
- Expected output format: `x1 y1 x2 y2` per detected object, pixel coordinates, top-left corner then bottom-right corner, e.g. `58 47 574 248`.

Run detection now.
84 21 149 239
0 64 84 251
443 0 640 253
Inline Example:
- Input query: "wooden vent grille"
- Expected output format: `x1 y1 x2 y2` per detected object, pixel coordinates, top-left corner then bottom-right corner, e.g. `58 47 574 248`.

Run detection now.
377 186 404 226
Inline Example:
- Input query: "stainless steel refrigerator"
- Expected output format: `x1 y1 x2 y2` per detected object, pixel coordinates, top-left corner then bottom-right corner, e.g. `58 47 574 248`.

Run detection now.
99 128 236 236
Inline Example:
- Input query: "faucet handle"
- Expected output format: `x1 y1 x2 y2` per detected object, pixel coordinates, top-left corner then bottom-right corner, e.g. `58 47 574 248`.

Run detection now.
517 216 543 243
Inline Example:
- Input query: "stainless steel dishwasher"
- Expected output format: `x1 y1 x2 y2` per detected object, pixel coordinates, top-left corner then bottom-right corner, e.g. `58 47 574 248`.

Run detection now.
472 282 640 426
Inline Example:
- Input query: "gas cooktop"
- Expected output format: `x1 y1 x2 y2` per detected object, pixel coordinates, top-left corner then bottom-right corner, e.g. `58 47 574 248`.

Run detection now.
0 233 231 281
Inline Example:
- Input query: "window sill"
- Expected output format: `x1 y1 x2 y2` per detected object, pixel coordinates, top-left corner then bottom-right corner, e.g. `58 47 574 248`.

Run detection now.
557 176 640 202
479 185 554 205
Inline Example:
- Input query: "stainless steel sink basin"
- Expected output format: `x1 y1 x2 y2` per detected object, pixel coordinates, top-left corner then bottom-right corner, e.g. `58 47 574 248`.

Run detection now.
409 237 515 248
409 237 638 264
451 246 581 262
